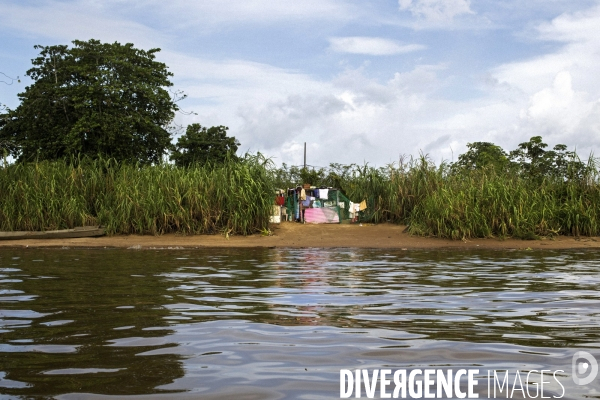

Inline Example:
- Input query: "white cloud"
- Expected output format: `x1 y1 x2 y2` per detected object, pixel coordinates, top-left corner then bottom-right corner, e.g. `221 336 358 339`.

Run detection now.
524 71 575 121
286 5 600 164
474 5 600 152
227 64 454 166
137 0 356 28
398 0 474 22
3 0 600 166
328 37 426 56
156 40 440 167
0 0 354 47
429 8 600 160
158 52 341 159
536 5 600 44
515 70 598 146
492 5 600 93
0 1 166 49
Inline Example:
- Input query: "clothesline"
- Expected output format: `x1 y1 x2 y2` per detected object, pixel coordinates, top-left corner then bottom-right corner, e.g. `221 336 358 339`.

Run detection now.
286 164 327 170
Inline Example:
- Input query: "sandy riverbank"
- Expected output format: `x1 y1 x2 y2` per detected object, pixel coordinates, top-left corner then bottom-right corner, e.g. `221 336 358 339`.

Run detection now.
0 222 599 250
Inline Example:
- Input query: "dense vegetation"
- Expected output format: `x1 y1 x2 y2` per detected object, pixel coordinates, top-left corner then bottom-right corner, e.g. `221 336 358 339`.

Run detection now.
1 62 598 241
0 155 274 235
2 41 599 239
0 40 259 236
171 124 240 167
0 40 238 166
0 136 598 239
274 137 600 239
1 40 177 164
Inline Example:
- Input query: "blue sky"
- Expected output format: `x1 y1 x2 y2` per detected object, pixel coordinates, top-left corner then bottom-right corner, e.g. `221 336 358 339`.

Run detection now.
1 0 600 167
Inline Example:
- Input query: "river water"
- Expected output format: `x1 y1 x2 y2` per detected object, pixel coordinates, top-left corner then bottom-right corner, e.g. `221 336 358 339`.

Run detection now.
0 248 599 399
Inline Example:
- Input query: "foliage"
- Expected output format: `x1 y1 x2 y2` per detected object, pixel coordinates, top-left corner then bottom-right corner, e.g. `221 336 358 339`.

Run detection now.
272 157 443 224
271 164 326 188
0 155 275 235
407 161 600 239
453 142 510 172
0 39 177 164
298 167 325 187
509 136 585 180
1 132 599 240
452 137 586 180
270 136 600 239
171 124 239 167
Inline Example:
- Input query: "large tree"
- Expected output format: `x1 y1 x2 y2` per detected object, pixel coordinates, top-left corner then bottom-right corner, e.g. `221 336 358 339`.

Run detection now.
509 136 584 179
171 124 239 167
453 142 510 172
0 40 177 164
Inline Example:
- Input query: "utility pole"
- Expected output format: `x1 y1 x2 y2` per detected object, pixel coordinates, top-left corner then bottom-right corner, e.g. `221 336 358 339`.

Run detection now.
304 142 306 170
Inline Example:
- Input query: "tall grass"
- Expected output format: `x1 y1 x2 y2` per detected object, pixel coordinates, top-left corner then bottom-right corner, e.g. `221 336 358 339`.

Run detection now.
3 153 600 239
273 155 600 239
273 156 444 224
0 155 274 235
406 160 600 239
339 157 445 224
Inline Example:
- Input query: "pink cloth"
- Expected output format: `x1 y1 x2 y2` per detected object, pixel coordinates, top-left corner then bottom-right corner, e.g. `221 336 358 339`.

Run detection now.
304 208 339 224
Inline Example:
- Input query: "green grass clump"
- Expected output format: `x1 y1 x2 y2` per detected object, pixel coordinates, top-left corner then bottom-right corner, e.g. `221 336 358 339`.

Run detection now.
272 155 600 239
3 151 600 240
0 155 274 235
406 163 600 240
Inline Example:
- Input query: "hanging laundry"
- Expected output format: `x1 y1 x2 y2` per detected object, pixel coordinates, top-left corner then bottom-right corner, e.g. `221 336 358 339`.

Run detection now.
319 188 329 199
359 200 367 211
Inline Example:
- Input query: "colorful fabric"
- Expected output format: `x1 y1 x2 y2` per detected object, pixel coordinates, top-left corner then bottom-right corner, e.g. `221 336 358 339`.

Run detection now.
359 200 367 211
304 207 339 224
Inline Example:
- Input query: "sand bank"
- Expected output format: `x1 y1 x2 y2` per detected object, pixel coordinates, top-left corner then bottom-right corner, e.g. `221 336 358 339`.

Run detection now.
0 222 599 250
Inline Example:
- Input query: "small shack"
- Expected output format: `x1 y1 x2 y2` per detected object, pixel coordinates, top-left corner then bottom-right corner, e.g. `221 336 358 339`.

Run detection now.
278 185 363 224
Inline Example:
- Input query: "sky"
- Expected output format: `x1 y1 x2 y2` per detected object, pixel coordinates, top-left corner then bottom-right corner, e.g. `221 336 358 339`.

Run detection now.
1 0 600 168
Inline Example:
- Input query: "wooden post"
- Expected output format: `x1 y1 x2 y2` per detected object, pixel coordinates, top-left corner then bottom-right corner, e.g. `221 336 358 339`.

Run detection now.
304 142 306 170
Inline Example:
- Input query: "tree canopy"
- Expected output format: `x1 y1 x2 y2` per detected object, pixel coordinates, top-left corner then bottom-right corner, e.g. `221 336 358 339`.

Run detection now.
0 39 177 164
509 136 584 179
454 141 510 172
452 136 585 180
171 124 240 167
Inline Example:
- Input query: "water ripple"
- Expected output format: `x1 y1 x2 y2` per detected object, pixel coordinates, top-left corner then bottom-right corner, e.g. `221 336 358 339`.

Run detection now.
0 248 599 398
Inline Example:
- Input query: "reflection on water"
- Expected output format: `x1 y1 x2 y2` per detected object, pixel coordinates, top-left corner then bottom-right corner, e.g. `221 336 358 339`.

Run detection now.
0 248 599 398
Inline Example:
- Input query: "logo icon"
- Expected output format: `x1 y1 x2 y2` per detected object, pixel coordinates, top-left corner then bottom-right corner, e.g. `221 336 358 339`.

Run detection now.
572 351 598 385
